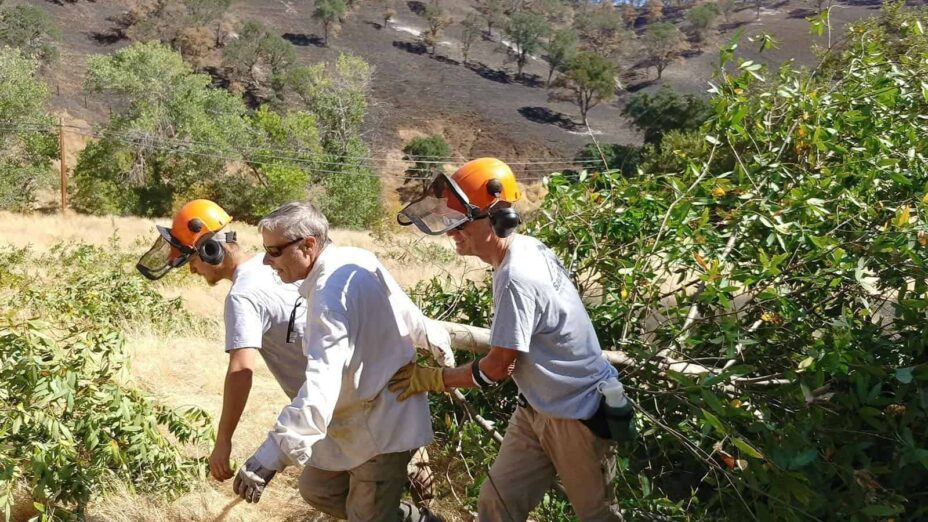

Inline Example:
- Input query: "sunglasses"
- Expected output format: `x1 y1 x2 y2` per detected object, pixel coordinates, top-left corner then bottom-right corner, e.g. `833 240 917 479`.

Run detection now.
264 237 304 257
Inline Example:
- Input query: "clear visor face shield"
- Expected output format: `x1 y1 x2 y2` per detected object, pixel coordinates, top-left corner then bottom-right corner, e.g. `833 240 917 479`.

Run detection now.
397 172 481 235
136 226 196 281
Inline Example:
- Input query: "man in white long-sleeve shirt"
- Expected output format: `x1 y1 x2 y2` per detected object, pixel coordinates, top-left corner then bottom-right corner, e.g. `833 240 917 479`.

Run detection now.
233 201 449 522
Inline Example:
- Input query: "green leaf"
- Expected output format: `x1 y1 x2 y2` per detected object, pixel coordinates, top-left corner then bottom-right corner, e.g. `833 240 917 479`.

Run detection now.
860 505 902 517
701 409 727 435
732 437 764 459
896 367 914 384
789 449 818 469
701 389 726 415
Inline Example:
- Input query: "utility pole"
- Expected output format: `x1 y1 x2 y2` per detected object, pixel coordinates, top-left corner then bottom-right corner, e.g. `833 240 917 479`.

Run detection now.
59 117 67 212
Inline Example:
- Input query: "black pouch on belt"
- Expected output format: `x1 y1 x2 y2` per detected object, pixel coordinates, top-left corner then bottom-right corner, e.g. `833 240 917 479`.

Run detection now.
581 396 637 443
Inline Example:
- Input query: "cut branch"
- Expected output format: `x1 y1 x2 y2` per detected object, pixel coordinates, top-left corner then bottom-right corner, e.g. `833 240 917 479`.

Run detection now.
434 320 787 386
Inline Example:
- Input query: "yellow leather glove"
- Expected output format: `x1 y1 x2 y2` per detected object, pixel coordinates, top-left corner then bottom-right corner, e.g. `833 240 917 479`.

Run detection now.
388 362 445 401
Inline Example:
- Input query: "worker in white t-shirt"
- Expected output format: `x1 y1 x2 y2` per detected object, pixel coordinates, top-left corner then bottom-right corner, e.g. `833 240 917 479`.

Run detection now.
389 159 624 521
137 200 448 521
231 201 452 522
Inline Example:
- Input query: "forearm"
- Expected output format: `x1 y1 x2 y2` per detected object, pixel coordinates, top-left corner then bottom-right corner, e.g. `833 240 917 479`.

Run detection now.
442 363 479 390
217 369 253 444
442 352 516 390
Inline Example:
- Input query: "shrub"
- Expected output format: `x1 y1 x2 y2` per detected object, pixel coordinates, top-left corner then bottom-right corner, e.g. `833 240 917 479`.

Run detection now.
0 48 57 211
415 4 928 519
0 319 212 521
402 135 451 187
0 242 212 521
622 86 712 146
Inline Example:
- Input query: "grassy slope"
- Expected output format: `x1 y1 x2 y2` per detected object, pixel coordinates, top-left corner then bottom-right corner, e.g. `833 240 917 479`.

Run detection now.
1 211 480 522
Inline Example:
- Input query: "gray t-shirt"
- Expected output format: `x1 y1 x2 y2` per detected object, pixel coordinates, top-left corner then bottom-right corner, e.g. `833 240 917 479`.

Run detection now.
224 256 307 399
490 235 618 420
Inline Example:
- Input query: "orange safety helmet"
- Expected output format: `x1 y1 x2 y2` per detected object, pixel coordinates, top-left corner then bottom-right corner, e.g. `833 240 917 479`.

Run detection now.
449 157 521 210
136 199 235 280
397 158 523 237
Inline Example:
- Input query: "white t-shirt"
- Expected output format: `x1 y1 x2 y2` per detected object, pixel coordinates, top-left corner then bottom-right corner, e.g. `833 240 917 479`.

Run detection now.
254 245 435 472
224 256 306 399
490 234 619 420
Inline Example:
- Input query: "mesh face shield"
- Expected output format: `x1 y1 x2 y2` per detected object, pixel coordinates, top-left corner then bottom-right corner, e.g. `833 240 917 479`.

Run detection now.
397 173 480 235
136 226 195 281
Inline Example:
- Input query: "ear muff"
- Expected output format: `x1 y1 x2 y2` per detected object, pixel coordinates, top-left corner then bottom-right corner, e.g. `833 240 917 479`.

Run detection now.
197 236 225 265
489 206 521 238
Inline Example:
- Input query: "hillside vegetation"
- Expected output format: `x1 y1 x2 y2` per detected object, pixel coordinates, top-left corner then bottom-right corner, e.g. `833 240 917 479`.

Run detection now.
1 0 927 521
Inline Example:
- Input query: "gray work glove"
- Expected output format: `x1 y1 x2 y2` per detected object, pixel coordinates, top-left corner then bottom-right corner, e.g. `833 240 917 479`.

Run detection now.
232 455 277 503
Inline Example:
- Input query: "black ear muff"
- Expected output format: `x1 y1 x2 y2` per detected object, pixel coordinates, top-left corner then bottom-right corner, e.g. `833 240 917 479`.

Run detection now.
489 206 521 238
197 237 225 265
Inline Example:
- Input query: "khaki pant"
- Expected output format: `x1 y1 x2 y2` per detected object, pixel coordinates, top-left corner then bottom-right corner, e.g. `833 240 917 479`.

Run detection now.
478 404 622 522
299 450 414 522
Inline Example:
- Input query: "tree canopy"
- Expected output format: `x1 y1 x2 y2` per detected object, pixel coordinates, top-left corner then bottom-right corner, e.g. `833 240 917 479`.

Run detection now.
551 51 616 126
0 47 57 211
0 4 60 65
504 11 549 78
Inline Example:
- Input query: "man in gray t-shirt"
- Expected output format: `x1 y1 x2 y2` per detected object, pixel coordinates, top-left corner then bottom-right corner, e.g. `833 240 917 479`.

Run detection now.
390 158 622 521
137 200 441 519
137 199 310 482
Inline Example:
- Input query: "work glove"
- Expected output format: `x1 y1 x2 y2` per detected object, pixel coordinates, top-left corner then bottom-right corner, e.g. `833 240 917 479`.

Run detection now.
389 363 445 401
232 455 277 504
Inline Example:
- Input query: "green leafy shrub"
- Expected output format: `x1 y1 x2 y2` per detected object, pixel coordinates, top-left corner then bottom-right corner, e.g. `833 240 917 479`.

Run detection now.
0 48 57 211
0 242 213 522
416 4 928 519
4 242 204 335
622 86 712 146
0 319 212 521
402 135 451 187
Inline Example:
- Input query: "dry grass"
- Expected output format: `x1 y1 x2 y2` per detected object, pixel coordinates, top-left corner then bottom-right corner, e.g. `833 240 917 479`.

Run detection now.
1 211 487 522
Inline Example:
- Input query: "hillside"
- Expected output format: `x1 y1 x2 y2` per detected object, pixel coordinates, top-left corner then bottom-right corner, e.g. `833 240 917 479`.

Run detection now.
0 211 480 522
18 0 879 176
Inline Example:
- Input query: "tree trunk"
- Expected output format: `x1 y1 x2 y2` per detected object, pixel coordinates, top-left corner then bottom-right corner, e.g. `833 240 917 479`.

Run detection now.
547 66 554 87
324 21 329 46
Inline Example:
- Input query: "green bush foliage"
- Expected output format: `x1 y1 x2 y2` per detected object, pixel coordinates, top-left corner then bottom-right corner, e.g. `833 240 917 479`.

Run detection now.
278 54 382 228
72 44 380 227
622 86 712 147
71 42 251 218
0 4 60 65
0 243 213 521
0 48 57 211
573 143 643 177
402 135 451 187
416 4 928 519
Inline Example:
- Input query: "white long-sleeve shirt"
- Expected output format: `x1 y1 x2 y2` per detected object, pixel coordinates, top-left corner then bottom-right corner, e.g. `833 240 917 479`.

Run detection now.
253 245 436 471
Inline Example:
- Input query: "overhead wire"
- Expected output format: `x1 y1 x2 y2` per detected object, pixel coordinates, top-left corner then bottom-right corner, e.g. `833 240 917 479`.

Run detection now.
9 119 609 166
3 120 606 181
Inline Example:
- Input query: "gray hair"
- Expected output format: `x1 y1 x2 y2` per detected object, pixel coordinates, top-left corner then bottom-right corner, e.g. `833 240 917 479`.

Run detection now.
258 202 330 246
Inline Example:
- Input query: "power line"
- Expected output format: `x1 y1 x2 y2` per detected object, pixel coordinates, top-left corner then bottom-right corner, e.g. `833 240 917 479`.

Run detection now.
3 121 603 180
11 119 608 166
